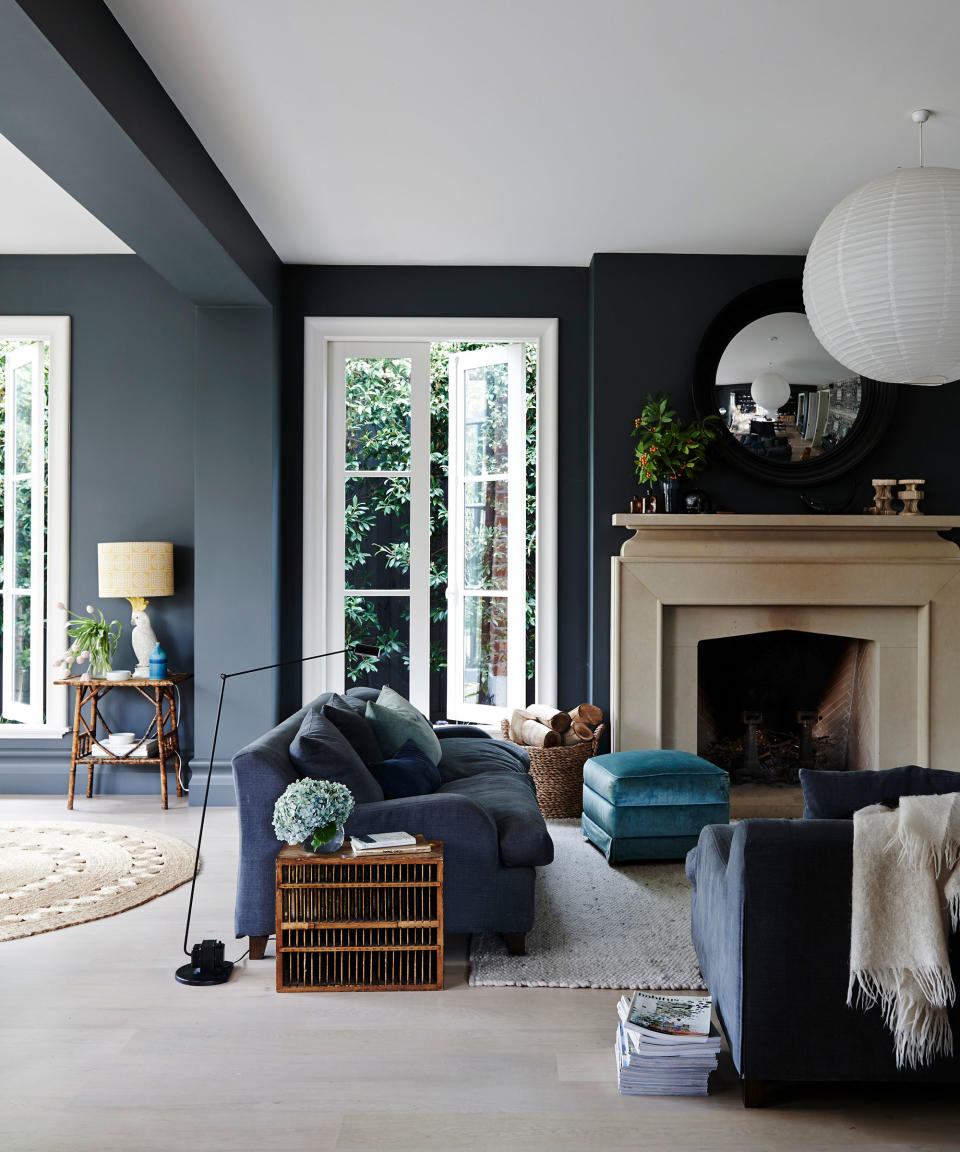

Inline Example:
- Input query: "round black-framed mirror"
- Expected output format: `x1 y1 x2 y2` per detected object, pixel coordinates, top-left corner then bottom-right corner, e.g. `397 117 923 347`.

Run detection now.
693 279 898 486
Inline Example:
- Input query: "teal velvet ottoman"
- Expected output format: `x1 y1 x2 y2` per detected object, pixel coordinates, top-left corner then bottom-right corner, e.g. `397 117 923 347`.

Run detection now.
581 750 729 863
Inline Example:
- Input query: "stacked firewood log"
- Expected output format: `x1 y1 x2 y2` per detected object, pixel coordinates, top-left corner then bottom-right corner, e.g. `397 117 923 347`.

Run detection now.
508 702 604 748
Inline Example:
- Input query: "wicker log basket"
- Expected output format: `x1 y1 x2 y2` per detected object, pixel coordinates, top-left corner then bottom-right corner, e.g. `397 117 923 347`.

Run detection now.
499 719 606 818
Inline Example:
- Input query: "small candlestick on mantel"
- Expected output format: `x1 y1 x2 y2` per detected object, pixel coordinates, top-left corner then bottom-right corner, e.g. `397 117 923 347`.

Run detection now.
898 479 925 516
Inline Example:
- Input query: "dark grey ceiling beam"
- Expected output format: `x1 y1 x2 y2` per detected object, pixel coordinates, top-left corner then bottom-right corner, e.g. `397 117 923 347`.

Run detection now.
0 0 280 305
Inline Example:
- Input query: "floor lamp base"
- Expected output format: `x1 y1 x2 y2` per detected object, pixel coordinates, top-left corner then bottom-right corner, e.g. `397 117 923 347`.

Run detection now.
175 938 234 986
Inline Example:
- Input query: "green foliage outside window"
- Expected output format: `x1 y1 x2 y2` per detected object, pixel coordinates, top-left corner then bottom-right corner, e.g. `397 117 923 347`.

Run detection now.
343 344 537 718
0 340 50 722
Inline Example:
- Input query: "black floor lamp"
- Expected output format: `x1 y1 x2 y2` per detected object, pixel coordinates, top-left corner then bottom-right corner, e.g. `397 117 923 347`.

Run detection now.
175 642 381 986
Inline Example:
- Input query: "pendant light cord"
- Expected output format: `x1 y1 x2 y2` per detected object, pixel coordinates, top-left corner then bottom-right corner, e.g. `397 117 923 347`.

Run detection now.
912 108 931 168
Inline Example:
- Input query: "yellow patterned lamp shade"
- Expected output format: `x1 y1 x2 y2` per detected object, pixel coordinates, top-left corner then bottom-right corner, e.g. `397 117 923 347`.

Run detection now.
98 542 174 600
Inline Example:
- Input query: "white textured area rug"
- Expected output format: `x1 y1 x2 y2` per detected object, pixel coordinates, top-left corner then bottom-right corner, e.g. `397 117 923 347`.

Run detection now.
0 820 195 942
469 819 705 989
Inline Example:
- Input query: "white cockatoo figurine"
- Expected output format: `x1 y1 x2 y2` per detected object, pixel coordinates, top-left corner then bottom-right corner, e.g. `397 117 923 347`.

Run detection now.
129 598 158 677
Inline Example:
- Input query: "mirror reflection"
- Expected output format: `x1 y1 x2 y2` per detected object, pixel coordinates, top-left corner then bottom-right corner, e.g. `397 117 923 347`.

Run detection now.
714 311 863 464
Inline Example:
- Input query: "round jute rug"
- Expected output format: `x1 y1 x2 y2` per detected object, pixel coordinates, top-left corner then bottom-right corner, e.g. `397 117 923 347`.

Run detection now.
0 820 195 942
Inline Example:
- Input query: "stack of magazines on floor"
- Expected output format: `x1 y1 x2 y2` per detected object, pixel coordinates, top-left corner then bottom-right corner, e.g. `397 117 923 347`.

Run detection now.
615 990 722 1096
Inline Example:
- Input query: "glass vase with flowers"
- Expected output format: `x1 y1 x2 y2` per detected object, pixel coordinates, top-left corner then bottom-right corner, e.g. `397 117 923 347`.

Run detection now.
54 602 122 679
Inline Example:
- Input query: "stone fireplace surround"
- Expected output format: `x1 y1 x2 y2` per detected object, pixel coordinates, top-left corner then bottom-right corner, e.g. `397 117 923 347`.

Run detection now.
611 515 960 773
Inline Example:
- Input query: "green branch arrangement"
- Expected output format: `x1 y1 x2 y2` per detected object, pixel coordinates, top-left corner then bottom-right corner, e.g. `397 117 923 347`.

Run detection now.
632 393 723 487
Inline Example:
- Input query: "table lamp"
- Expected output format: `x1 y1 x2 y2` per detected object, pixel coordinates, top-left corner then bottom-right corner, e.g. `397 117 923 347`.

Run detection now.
98 542 174 677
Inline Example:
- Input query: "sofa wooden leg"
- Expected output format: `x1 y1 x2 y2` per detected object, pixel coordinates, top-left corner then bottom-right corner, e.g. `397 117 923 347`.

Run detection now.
248 935 269 960
742 1078 766 1108
502 932 526 956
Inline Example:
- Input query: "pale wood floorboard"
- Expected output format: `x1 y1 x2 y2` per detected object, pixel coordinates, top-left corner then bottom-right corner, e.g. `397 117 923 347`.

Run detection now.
1 794 957 1151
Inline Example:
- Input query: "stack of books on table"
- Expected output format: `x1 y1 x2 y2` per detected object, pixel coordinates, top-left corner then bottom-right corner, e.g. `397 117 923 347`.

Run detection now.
91 737 159 759
349 832 433 856
615 991 722 1096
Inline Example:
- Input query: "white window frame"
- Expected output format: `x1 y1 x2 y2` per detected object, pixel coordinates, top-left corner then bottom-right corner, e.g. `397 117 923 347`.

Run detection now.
0 316 70 738
303 317 558 713
324 342 431 714
447 345 527 723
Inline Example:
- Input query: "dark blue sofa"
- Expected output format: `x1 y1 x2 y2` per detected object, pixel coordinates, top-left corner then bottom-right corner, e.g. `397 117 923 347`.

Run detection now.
233 687 554 957
687 819 960 1104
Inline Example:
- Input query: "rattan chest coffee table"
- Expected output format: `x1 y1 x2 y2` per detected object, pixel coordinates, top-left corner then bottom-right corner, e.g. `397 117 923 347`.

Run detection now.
275 839 444 992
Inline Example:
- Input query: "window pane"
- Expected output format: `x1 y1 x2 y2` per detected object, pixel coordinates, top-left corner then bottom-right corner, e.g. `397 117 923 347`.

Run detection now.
15 481 31 587
344 476 410 591
345 595 409 699
13 595 30 706
345 357 411 471
15 361 32 474
463 479 508 591
464 362 509 476
461 595 507 708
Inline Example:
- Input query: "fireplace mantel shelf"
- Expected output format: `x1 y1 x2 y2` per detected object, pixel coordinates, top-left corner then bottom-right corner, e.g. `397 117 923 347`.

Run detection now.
612 514 960 532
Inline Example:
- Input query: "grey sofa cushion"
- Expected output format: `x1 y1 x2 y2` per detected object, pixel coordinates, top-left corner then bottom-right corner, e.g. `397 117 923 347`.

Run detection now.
366 687 442 765
290 707 384 804
438 736 530 783
323 701 383 765
800 764 960 820
438 772 554 867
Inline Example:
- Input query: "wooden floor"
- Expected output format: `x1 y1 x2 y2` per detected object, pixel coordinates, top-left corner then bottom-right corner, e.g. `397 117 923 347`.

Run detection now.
730 783 805 819
2 794 958 1152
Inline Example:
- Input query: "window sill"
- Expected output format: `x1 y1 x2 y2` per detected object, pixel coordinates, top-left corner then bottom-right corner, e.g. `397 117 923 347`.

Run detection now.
0 725 71 740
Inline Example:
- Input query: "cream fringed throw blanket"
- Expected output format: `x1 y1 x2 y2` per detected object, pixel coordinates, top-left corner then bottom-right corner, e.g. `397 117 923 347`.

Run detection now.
849 793 960 1068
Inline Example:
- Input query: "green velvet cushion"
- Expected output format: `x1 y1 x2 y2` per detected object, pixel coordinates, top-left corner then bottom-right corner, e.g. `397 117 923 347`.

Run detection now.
584 750 729 806
365 686 442 766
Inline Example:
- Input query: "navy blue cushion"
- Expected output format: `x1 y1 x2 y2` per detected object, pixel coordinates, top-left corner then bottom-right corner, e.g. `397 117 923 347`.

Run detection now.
323 701 382 765
368 738 442 800
800 764 960 820
289 707 384 804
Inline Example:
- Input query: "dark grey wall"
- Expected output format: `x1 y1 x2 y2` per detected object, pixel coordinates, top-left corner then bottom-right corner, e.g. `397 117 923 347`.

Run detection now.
193 304 279 804
280 265 591 716
588 252 960 720
0 254 196 793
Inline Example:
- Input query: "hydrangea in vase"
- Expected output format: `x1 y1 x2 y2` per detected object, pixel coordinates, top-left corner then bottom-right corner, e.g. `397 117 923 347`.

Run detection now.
631 393 722 512
272 778 356 853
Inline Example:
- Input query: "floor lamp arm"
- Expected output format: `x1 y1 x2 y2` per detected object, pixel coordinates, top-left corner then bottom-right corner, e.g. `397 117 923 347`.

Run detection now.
175 642 379 985
181 672 227 957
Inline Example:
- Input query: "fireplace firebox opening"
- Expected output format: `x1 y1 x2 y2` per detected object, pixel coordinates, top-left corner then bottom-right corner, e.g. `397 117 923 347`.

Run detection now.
697 629 876 785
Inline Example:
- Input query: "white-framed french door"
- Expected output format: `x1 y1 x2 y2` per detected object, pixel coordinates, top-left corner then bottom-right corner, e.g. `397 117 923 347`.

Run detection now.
322 342 431 715
302 317 558 719
446 345 527 722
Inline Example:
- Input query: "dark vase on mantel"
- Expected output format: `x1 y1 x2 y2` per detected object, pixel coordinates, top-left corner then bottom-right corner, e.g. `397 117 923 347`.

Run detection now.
661 477 682 513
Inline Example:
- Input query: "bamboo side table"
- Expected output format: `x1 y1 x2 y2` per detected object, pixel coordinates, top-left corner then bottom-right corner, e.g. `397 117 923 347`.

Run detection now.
54 673 191 809
276 840 444 992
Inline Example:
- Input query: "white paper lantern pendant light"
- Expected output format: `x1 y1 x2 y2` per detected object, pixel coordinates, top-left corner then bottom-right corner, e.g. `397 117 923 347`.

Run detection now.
803 109 960 386
751 369 791 414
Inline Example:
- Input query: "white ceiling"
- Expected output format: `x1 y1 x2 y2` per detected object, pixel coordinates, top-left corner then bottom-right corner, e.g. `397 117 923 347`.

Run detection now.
0 132 131 255
102 0 960 266
716 312 851 387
